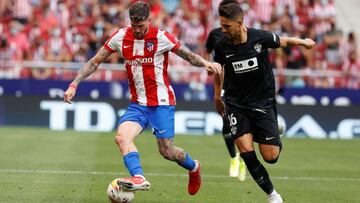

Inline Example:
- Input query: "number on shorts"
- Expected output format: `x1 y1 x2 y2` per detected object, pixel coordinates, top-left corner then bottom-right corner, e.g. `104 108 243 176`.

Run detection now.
228 113 237 126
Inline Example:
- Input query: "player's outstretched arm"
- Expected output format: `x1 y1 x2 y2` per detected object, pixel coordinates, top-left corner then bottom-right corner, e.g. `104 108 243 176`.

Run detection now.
279 37 316 49
64 46 112 104
174 44 222 74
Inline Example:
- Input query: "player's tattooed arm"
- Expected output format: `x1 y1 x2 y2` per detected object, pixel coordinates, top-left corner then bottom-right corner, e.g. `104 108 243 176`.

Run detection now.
174 44 209 67
64 46 112 104
174 45 222 74
72 46 112 85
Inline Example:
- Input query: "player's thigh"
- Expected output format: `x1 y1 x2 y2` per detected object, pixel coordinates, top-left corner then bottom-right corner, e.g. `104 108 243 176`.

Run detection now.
148 105 175 138
117 121 143 141
234 133 255 152
250 107 281 146
226 110 254 152
117 103 149 139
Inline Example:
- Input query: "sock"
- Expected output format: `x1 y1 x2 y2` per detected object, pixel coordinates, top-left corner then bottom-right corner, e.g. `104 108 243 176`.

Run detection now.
222 117 237 158
223 132 237 158
240 151 274 195
123 152 144 177
177 153 196 171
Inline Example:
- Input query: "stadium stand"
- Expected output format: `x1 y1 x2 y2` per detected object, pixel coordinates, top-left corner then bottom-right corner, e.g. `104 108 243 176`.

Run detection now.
0 0 359 89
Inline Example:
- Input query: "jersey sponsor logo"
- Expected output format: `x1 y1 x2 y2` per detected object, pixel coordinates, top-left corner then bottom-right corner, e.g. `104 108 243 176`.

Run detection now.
125 57 153 65
124 45 131 48
231 57 258 73
254 43 262 53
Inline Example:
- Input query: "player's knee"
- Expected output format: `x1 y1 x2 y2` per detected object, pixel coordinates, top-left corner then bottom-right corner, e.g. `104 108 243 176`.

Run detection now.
114 133 126 146
263 153 280 164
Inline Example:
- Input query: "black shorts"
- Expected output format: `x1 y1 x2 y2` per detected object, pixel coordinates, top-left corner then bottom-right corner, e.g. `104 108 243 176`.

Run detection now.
225 106 281 146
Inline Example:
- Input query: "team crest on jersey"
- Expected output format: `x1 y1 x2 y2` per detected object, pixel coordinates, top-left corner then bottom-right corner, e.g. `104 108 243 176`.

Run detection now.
146 41 154 52
254 43 262 53
231 126 237 135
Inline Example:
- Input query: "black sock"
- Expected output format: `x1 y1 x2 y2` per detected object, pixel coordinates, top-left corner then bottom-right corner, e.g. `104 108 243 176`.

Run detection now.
240 151 274 195
222 117 236 158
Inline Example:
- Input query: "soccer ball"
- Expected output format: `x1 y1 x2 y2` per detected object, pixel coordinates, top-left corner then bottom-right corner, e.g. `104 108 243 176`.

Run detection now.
107 178 135 203
278 120 286 137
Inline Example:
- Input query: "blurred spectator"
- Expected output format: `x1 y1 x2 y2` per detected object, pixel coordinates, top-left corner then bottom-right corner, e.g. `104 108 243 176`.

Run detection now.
162 0 180 14
342 50 360 89
313 0 336 37
6 20 30 60
323 23 343 70
0 0 358 89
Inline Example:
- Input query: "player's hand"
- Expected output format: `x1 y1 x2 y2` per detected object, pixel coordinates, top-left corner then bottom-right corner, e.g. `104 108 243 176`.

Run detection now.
64 83 77 104
214 97 225 117
205 62 222 75
303 38 316 49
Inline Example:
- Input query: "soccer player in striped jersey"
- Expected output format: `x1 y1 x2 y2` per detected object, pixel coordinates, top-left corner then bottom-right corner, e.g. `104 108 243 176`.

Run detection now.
63 1 221 196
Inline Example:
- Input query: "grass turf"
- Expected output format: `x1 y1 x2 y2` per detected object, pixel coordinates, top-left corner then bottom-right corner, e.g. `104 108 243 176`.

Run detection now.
0 126 359 203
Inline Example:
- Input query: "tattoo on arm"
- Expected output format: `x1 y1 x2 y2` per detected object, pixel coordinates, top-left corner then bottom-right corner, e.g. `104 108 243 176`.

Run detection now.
174 45 208 67
73 47 112 84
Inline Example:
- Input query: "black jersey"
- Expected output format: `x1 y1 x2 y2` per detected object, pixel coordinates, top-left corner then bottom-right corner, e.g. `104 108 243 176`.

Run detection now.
214 28 280 109
205 27 224 53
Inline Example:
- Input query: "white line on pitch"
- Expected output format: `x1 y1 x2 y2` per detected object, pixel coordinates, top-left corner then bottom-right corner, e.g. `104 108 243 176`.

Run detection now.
0 168 359 182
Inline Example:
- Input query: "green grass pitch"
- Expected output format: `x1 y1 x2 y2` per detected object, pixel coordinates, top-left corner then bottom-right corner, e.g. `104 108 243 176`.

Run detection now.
0 126 359 203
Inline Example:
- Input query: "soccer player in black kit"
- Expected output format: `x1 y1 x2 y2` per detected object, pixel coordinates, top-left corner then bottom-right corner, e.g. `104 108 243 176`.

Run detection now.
213 3 315 203
205 0 246 182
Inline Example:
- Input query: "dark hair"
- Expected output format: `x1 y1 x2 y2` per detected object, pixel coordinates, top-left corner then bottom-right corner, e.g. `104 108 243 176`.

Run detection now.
129 1 150 21
219 3 244 20
219 0 239 7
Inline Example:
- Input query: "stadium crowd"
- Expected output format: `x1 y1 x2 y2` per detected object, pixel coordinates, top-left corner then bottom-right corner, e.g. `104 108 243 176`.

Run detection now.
0 0 359 89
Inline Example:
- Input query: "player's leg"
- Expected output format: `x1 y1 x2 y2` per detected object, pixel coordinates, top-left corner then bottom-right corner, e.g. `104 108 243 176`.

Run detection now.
235 134 275 195
115 104 150 191
254 106 283 164
230 110 280 202
151 105 201 195
222 116 239 177
251 107 283 203
223 115 246 180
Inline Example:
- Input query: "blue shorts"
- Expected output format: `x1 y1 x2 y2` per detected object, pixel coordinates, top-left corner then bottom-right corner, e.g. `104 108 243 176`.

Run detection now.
118 103 175 138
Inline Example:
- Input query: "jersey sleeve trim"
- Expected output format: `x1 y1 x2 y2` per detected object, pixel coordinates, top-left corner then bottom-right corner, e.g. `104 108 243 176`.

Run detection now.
103 44 116 53
170 42 181 52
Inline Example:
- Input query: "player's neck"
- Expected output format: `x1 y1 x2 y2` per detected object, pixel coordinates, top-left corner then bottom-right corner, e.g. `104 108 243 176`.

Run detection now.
233 26 247 45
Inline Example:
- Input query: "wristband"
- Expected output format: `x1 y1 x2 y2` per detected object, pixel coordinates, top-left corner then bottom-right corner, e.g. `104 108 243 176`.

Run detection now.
68 83 78 90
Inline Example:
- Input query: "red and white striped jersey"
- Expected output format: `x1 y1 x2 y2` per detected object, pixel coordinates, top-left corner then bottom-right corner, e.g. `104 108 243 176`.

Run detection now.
104 25 180 106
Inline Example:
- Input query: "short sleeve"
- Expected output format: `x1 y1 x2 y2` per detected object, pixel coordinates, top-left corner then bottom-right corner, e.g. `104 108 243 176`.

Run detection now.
104 29 126 55
214 45 226 65
262 30 280 49
158 31 181 52
206 30 216 53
